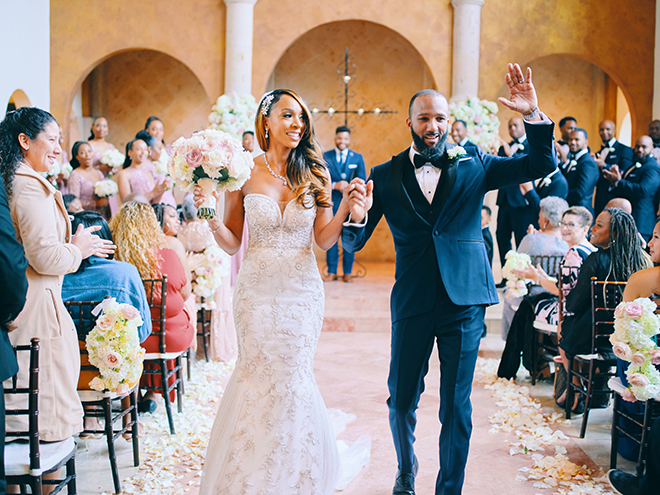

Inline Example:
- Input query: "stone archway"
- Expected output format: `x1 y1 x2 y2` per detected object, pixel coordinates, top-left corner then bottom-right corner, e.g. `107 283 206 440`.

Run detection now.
269 20 438 262
65 49 211 154
6 89 31 113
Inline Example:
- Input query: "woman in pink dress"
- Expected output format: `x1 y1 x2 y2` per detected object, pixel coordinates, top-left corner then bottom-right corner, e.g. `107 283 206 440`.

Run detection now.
114 139 171 204
67 141 109 217
88 117 119 216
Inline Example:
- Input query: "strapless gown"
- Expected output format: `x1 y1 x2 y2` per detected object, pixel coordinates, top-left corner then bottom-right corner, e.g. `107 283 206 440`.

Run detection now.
199 193 341 494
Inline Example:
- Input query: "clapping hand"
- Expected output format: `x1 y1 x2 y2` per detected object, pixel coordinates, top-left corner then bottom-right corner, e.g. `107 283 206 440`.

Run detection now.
346 178 373 223
71 224 116 259
498 63 539 119
602 164 621 184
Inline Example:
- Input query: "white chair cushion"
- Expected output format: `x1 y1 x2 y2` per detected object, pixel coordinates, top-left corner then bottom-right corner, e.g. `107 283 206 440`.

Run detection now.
533 321 557 333
608 376 626 394
5 436 75 476
144 351 187 360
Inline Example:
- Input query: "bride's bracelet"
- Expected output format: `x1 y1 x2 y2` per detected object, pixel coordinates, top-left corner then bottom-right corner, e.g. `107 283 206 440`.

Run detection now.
210 221 222 234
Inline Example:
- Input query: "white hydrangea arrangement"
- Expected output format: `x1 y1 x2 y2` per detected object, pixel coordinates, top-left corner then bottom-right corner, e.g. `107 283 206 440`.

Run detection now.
94 178 119 198
208 92 257 140
502 250 532 299
154 149 170 176
610 297 660 401
192 245 231 310
449 97 501 154
86 298 146 393
100 148 126 175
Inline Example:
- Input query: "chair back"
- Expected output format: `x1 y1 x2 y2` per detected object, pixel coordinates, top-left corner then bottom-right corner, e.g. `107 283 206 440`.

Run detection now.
142 276 168 353
63 299 105 374
590 277 626 353
4 339 40 472
530 254 564 279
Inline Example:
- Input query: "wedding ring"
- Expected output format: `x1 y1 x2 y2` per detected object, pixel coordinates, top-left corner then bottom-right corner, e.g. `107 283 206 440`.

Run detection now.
518 77 525 84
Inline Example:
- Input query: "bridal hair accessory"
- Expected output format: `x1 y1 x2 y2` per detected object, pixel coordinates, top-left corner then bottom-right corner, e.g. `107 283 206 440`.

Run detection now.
261 93 275 116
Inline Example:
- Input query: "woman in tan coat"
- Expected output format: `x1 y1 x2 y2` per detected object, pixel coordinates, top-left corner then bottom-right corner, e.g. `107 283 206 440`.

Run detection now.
0 107 114 443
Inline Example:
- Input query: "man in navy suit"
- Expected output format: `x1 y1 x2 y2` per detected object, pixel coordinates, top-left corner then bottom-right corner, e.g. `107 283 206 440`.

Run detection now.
450 120 481 155
519 166 568 221
561 128 599 214
323 126 366 282
0 174 28 494
593 120 633 216
342 64 556 495
603 135 660 241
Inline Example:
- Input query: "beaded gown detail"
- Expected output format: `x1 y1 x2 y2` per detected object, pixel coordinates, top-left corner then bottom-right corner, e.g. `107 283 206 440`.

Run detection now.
199 193 340 494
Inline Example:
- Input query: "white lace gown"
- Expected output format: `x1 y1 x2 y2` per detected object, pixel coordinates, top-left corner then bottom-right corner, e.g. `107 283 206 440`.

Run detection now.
200 193 341 494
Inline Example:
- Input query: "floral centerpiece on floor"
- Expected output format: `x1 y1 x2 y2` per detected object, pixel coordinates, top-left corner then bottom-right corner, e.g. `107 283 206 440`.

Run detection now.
610 298 660 401
86 298 146 393
449 97 500 154
94 178 119 198
168 129 254 219
208 92 258 140
502 250 532 299
192 245 231 310
100 148 126 176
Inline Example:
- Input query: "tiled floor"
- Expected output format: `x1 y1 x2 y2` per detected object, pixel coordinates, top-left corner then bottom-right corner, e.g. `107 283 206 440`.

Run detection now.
69 263 635 494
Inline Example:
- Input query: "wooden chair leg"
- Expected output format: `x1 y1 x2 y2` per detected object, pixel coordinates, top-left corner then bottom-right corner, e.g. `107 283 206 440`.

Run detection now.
579 361 596 438
66 455 77 494
637 401 653 478
531 331 539 386
160 359 176 434
130 389 140 467
611 392 621 469
566 358 574 420
176 356 184 414
104 397 121 494
187 347 192 381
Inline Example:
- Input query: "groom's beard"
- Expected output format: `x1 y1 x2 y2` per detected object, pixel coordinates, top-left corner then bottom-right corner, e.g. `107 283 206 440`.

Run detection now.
411 127 447 162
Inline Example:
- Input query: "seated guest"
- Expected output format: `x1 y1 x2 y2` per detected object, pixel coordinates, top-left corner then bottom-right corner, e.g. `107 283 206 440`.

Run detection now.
497 206 596 379
63 193 83 214
593 120 634 216
152 202 192 284
557 208 651 411
501 196 569 339
110 202 194 405
602 136 660 242
561 128 599 214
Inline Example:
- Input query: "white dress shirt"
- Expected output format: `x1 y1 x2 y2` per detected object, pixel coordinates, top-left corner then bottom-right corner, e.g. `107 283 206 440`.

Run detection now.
409 145 441 204
335 148 348 165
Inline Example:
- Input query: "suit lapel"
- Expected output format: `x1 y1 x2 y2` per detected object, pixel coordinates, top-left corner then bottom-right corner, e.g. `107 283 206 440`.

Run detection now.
434 156 458 223
390 149 431 226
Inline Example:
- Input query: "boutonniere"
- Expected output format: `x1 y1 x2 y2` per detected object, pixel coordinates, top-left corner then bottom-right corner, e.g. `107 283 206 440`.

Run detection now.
609 147 616 153
517 144 525 151
447 146 467 160
635 162 642 168
541 176 552 187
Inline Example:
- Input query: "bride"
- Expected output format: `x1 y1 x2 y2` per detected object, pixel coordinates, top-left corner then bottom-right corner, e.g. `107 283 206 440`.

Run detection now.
196 89 361 494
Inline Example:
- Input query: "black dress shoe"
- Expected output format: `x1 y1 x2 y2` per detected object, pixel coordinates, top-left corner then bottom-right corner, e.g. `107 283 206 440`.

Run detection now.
607 469 640 495
496 279 507 289
393 456 418 495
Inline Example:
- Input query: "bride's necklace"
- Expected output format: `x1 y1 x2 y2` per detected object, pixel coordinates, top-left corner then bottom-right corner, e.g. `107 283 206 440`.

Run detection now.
264 154 288 187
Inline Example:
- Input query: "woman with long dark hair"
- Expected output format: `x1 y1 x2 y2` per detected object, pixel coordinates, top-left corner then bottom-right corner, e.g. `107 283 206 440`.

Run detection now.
114 138 170 204
196 89 364 493
67 141 108 215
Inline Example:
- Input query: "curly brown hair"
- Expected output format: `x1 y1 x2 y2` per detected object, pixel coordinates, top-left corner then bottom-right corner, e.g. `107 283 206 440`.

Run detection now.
109 201 166 279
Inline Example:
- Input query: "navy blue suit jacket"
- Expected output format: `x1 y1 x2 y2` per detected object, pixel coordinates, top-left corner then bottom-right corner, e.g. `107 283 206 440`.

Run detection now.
324 148 366 213
563 151 599 213
611 155 660 237
342 121 556 323
523 168 569 212
594 140 634 214
496 138 530 208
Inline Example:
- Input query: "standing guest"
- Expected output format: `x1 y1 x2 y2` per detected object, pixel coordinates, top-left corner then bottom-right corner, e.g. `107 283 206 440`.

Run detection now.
136 130 177 207
114 139 171 204
649 119 660 149
593 120 634 216
68 141 108 216
323 126 366 282
87 117 115 175
0 107 113 445
555 116 578 163
481 205 493 267
495 117 532 285
602 135 660 242
0 172 28 495
561 128 599 214
63 193 83 214
451 120 481 154
145 116 165 146
56 125 70 194
343 64 556 495
242 130 255 153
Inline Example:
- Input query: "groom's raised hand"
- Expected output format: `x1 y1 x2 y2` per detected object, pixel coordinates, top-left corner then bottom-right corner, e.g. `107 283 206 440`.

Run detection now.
346 178 373 224
498 63 541 121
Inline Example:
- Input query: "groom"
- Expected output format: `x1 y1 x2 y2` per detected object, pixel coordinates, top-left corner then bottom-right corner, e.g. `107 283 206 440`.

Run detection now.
343 64 556 495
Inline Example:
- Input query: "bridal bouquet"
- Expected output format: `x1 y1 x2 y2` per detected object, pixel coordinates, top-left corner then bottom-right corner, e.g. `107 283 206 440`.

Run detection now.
449 97 500 154
100 148 126 175
208 92 257 139
168 129 254 219
86 298 146 393
192 245 231 310
501 251 532 299
610 298 660 401
94 178 119 198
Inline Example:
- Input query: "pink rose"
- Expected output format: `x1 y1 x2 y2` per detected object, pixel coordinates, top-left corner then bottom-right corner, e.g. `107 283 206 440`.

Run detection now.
120 305 139 321
612 342 632 361
96 314 116 333
614 303 626 319
624 302 644 319
621 388 637 403
628 373 650 388
199 139 214 153
104 351 123 368
650 348 660 365
114 383 129 395
186 148 204 167
631 352 647 367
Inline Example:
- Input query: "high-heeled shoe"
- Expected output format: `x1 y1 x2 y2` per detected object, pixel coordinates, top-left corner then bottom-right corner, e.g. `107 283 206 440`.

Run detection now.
572 395 585 415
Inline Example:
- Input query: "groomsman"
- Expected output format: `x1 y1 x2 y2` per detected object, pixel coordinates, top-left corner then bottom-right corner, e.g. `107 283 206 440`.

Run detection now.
495 117 532 283
593 120 633 215
519 165 568 219
561 128 599 214
649 120 660 162
451 120 481 154
241 130 255 153
603 135 660 241
556 116 577 160
324 126 366 282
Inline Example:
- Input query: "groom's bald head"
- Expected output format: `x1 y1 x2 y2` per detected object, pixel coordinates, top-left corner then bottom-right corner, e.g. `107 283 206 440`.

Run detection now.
409 90 446 118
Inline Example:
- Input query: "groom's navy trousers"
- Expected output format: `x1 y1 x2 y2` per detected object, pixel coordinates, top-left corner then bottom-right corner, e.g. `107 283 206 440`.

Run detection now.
342 119 556 495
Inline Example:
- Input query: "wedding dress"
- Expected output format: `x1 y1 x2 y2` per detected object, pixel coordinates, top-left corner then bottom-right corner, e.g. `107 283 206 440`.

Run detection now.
200 193 345 494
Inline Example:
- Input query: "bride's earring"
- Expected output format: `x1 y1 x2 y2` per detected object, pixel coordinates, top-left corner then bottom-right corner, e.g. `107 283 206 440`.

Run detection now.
265 129 269 139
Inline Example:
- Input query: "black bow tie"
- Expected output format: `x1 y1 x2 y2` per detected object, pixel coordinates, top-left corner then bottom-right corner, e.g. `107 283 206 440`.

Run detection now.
413 154 441 169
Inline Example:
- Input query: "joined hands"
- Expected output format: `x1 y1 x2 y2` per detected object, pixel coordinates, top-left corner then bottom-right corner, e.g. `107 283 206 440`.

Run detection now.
345 178 373 223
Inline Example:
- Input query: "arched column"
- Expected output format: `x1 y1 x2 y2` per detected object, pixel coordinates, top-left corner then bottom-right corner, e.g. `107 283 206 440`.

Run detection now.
451 0 485 101
224 0 258 95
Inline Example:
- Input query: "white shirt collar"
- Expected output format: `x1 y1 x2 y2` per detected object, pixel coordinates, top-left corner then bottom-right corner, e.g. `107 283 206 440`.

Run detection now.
575 148 589 160
606 138 616 148
459 137 469 146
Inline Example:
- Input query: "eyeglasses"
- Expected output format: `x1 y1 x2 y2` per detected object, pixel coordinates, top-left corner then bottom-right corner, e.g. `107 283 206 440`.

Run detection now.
560 221 583 229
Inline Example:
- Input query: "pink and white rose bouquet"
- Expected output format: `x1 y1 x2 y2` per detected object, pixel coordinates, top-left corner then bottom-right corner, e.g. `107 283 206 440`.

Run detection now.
192 245 231 310
168 129 254 219
85 298 145 392
501 250 532 299
610 297 660 401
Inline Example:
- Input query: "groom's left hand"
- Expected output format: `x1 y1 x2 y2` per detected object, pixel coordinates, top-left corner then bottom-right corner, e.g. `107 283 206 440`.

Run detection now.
498 63 541 121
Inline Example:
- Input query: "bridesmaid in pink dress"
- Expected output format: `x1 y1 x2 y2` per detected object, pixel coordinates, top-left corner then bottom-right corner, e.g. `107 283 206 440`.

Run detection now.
114 139 171 204
135 130 177 207
88 117 119 216
67 141 108 216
